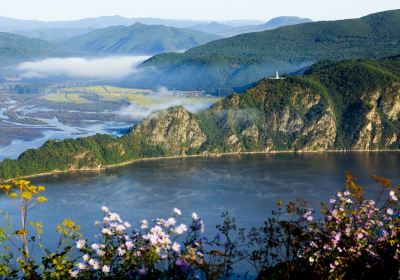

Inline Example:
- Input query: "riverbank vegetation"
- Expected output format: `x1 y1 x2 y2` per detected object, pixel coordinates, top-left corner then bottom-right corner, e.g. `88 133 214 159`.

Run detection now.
0 174 398 279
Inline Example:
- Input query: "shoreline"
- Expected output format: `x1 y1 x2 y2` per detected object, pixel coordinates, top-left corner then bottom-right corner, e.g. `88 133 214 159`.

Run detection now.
1 149 399 182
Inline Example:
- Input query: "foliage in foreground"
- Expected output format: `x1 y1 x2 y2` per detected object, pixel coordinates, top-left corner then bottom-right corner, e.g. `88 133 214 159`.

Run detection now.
0 174 398 279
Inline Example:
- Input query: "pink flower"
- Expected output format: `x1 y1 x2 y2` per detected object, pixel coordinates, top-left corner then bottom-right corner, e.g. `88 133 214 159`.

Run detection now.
102 265 110 273
173 208 182 216
172 242 181 253
76 240 86 249
192 212 199 220
389 191 398 201
125 241 134 250
302 210 313 221
174 224 187 235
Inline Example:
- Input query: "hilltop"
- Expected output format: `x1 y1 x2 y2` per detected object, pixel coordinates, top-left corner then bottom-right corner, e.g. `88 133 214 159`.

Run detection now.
0 57 399 180
58 23 221 55
0 32 67 65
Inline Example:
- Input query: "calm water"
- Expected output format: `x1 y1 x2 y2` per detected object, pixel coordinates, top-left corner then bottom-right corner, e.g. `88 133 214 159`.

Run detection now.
1 152 399 248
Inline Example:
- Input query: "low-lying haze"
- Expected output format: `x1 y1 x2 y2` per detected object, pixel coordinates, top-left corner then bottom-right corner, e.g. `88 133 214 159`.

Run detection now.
118 87 216 121
17 56 149 80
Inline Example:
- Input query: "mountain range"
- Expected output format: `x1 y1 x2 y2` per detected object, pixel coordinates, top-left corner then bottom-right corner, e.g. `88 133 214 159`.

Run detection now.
0 14 311 43
132 9 400 92
0 9 399 92
0 15 263 41
0 14 313 65
0 15 263 31
0 56 399 180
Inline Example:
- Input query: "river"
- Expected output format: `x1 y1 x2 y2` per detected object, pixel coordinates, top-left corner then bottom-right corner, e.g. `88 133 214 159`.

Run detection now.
0 152 399 248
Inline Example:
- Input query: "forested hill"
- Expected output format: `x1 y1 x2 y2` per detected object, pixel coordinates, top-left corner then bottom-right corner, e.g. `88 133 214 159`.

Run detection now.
131 9 400 91
1 57 400 180
59 23 221 55
0 32 67 65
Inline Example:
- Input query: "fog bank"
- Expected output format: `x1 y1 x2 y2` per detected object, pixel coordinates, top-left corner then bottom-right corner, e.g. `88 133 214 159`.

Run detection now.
118 87 216 121
17 56 149 80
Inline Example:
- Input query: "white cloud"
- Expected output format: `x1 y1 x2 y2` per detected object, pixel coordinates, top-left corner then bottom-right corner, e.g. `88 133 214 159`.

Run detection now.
17 56 149 80
117 87 215 121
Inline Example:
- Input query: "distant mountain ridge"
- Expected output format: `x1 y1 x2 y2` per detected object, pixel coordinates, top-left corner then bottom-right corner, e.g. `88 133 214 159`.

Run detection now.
0 57 399 180
0 15 263 41
187 16 312 36
132 9 400 92
188 22 232 34
217 16 313 36
58 23 221 55
13 27 95 42
0 15 310 42
0 15 263 31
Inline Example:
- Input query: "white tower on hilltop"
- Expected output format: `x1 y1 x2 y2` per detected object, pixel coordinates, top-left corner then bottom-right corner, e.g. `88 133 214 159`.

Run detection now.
275 71 279 79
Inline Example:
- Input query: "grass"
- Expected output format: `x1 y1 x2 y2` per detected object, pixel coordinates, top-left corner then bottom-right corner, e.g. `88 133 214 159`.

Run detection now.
42 93 91 104
42 86 221 107
64 86 152 95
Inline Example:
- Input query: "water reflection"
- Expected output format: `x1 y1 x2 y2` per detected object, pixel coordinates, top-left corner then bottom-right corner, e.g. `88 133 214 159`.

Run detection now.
0 153 399 251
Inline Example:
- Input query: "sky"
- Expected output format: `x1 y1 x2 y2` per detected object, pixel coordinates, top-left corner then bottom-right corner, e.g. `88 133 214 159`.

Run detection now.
1 0 399 22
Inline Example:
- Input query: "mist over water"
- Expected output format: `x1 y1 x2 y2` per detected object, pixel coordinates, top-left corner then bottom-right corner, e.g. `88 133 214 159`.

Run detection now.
1 153 398 252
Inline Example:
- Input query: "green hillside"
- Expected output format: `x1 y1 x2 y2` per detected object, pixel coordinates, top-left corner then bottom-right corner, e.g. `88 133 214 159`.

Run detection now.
1 56 400 180
0 32 67 65
59 23 221 55
134 9 400 91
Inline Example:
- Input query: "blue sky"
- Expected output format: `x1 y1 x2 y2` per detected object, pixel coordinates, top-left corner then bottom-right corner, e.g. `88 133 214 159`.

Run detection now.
1 0 399 21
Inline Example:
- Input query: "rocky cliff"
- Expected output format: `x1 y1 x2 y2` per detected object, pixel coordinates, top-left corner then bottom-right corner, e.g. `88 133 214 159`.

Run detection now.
130 107 206 155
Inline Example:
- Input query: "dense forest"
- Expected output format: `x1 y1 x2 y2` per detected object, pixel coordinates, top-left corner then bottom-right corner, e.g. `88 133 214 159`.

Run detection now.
131 9 400 91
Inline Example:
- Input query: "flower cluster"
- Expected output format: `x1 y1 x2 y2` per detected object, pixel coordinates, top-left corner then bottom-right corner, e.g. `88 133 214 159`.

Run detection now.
0 180 47 204
304 175 400 279
0 175 398 279
71 207 206 278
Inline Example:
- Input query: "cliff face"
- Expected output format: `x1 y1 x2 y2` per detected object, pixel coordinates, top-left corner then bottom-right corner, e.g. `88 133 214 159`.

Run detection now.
131 107 206 155
351 87 399 150
127 66 399 155
0 57 399 180
205 81 338 152
140 57 400 153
